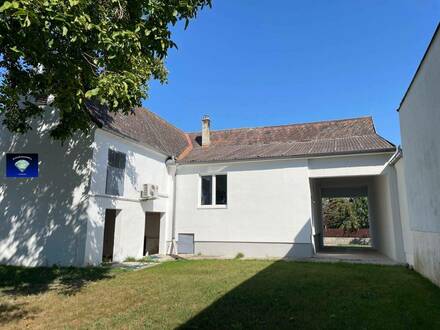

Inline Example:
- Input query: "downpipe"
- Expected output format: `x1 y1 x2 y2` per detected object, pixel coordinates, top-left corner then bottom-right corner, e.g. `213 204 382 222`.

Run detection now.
166 156 178 255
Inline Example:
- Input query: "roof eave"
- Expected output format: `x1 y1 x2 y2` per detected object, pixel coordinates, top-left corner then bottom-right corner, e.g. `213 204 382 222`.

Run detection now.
177 148 397 165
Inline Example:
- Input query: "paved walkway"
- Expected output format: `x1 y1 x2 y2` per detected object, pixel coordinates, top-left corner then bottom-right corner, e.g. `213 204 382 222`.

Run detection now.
312 247 399 265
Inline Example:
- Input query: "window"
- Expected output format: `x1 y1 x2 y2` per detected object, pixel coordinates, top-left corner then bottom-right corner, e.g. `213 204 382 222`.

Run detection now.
200 174 227 207
216 175 227 205
105 149 126 196
201 176 212 205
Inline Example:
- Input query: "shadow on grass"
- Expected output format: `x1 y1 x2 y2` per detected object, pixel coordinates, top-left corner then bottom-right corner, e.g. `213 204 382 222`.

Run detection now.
0 265 114 325
178 260 440 329
0 265 113 296
0 301 41 326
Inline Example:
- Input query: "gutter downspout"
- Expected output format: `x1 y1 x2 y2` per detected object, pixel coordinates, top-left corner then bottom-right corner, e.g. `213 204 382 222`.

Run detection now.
387 146 403 167
166 156 178 255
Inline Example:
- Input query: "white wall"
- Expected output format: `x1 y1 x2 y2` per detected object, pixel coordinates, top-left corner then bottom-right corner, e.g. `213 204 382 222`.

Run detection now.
84 129 172 265
399 28 440 285
174 153 397 259
0 108 94 266
369 166 406 262
394 159 413 265
175 159 314 258
308 153 392 178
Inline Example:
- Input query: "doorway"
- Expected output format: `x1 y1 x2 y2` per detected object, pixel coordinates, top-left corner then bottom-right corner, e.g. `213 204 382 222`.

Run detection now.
144 212 161 255
102 209 119 262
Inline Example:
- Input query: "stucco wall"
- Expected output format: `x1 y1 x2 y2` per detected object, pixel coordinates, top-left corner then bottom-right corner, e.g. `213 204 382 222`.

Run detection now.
394 158 413 265
399 29 440 285
84 129 172 265
308 153 392 178
0 108 94 266
370 166 406 262
174 159 314 258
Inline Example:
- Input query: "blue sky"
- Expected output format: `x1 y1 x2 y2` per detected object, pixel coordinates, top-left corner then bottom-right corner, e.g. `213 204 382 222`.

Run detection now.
143 1 439 143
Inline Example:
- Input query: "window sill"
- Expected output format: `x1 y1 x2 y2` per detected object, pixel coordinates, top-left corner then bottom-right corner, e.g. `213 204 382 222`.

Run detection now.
197 205 228 209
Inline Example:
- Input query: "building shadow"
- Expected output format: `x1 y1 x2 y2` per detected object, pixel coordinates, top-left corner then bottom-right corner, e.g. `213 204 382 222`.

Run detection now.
179 222 318 329
177 256 438 329
176 219 433 329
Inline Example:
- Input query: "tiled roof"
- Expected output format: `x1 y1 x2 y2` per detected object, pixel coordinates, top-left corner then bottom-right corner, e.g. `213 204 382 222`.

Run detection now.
180 117 395 163
87 102 189 157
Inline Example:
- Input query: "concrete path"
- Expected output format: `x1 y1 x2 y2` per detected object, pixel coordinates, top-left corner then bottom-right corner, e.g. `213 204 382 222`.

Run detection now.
312 247 400 265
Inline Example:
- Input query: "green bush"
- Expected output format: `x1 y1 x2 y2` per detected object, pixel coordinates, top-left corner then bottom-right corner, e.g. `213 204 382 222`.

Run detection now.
124 257 137 262
323 197 369 233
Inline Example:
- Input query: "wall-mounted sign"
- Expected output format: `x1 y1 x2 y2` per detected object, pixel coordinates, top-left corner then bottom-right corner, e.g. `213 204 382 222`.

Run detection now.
6 153 39 178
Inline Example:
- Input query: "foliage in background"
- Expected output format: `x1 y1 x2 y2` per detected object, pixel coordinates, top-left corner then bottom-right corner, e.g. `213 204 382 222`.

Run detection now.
0 0 211 140
323 197 369 232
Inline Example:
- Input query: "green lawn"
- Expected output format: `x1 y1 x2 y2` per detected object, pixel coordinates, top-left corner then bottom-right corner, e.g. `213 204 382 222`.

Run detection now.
1 260 440 329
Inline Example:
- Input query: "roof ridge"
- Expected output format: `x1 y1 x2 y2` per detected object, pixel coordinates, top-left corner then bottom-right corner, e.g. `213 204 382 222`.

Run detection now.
186 116 373 135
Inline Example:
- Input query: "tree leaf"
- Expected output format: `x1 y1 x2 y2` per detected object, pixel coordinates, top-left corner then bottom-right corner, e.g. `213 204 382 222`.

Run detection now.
0 1 12 12
85 88 100 98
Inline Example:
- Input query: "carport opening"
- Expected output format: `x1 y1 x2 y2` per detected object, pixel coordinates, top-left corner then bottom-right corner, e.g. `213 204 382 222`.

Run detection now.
322 196 371 248
310 177 376 253
144 212 161 256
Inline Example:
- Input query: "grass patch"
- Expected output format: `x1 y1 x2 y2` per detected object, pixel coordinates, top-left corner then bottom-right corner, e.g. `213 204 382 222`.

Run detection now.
124 256 159 263
0 260 439 329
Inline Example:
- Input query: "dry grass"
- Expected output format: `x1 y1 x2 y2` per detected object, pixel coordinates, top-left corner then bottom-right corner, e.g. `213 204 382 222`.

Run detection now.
1 260 439 329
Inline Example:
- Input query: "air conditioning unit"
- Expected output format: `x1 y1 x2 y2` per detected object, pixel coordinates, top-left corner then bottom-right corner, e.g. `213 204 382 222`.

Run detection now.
140 184 159 200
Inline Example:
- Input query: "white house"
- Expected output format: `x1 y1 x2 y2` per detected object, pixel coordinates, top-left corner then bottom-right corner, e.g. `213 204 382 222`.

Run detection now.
1 99 408 266
1 26 439 289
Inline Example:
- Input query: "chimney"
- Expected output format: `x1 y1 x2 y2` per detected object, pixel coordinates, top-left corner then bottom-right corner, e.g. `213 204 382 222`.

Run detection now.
201 115 211 147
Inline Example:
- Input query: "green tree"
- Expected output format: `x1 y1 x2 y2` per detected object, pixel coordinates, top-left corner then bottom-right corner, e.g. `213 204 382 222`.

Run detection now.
352 197 369 228
0 0 211 140
323 198 347 229
323 197 369 233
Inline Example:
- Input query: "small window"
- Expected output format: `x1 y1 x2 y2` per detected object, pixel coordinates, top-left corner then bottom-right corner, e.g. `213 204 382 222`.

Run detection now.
216 175 227 205
201 176 212 205
105 149 126 196
200 174 227 207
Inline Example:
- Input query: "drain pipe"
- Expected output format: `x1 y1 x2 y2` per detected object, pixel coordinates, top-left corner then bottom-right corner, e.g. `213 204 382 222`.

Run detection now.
387 145 403 167
166 156 178 255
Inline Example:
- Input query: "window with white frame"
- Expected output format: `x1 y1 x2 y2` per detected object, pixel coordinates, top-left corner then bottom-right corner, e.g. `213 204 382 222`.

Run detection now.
200 174 227 206
105 149 126 196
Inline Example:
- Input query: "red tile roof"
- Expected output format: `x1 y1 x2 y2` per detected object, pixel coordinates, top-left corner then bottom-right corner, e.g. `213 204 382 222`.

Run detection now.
87 102 394 162
180 117 395 163
87 103 188 157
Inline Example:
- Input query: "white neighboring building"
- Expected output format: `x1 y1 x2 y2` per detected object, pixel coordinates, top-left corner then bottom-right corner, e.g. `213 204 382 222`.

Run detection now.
397 24 440 286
